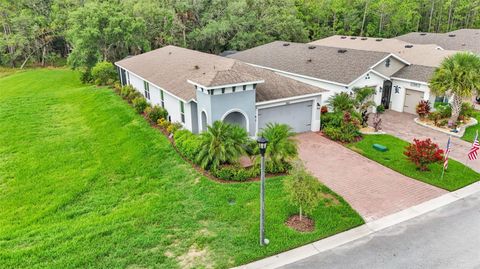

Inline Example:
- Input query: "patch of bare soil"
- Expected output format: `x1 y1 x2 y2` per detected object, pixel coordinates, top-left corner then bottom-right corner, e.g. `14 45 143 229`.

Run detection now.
285 215 315 232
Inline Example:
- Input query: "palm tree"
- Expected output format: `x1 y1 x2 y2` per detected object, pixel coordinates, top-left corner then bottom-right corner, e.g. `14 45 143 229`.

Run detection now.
327 92 355 112
196 121 248 170
257 123 297 172
430 52 480 126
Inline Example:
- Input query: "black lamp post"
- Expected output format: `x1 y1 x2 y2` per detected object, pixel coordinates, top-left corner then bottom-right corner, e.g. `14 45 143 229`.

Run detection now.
257 136 269 246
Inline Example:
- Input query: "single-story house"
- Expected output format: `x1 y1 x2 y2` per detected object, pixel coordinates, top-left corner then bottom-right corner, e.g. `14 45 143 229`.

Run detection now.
115 46 326 135
228 41 416 113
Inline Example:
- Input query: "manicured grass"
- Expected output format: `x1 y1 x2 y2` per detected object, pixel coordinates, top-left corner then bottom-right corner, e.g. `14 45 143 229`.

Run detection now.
347 134 480 191
462 110 480 143
0 69 363 268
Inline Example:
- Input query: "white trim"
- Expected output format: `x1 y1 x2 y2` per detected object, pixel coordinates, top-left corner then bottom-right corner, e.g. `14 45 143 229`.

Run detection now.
186 80 265 90
370 53 411 69
115 63 192 103
200 109 209 132
369 69 390 80
255 92 323 106
245 63 349 87
391 77 429 86
221 108 250 132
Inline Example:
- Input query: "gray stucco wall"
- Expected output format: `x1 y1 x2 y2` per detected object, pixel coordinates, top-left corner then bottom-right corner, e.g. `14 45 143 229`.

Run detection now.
196 89 256 135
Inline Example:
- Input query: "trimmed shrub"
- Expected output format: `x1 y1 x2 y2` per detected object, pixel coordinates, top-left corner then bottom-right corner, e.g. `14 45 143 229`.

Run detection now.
145 105 168 123
80 68 93 84
460 102 475 120
436 104 452 118
126 89 142 103
158 118 171 129
376 104 385 114
113 81 122 94
321 112 343 129
120 85 135 98
404 138 444 171
416 100 431 118
211 166 256 182
174 129 202 161
323 112 361 143
167 122 182 134
91 61 117 86
427 111 443 126
132 97 148 114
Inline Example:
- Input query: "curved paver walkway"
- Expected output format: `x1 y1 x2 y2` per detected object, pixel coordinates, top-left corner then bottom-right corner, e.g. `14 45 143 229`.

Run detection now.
296 132 447 221
380 110 480 173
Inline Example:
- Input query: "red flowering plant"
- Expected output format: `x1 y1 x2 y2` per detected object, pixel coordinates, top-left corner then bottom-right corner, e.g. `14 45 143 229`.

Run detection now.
416 100 431 119
404 138 444 171
320 105 328 114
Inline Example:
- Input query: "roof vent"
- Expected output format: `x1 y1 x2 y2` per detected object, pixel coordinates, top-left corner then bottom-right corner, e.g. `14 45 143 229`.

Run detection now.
337 49 347 53
448 34 456 37
462 43 466 46
283 43 290 46
194 65 199 69
420 33 427 36
361 37 368 40
307 58 312 63
375 38 383 42
350 37 357 40
405 44 413 48
340 36 347 39
308 45 316 49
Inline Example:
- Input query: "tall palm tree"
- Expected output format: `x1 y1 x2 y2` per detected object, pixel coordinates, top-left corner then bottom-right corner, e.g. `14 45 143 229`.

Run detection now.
430 52 480 126
196 121 248 170
257 123 297 172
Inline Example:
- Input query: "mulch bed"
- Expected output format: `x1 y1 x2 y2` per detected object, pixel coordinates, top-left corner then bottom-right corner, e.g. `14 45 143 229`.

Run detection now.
285 215 315 232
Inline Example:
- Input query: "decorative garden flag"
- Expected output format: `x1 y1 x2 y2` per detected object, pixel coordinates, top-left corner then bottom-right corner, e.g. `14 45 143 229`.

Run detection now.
444 136 451 170
468 131 479 161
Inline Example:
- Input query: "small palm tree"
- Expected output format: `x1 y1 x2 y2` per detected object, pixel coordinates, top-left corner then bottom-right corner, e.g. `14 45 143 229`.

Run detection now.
327 92 355 112
430 52 480 126
257 123 297 172
196 121 248 170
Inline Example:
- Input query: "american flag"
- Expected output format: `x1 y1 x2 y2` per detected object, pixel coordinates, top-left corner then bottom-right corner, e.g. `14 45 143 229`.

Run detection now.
468 131 479 161
444 136 451 170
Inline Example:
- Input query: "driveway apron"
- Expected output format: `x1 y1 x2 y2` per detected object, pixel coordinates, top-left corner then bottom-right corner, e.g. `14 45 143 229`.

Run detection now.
296 132 447 222
380 110 480 173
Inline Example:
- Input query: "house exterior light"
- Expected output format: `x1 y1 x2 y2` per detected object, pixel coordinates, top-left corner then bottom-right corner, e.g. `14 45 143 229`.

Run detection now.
257 136 269 246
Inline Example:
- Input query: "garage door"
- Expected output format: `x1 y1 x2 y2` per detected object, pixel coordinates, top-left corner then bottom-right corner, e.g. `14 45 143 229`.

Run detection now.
258 101 312 133
404 89 424 114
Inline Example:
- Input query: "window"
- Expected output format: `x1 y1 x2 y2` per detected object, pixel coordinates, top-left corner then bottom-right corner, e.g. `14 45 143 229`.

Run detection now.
180 101 185 123
143 81 150 100
126 72 130 84
160 90 165 108
232 86 236 92
221 88 225 94
243 85 247 91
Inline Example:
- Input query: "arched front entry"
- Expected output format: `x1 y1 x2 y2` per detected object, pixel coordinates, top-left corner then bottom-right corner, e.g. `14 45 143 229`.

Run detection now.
201 110 208 132
221 109 249 132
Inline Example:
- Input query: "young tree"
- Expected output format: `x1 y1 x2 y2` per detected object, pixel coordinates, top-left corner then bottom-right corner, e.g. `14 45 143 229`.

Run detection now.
430 52 480 127
284 161 322 220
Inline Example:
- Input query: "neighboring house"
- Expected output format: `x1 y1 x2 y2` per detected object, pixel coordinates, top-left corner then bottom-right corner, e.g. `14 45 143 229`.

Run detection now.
228 41 412 113
396 29 480 54
115 46 326 135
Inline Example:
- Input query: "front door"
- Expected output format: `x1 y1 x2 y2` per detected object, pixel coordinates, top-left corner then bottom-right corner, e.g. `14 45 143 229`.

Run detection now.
381 80 392 109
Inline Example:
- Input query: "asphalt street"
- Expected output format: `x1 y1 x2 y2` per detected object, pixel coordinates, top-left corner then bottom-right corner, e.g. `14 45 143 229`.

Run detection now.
281 192 480 269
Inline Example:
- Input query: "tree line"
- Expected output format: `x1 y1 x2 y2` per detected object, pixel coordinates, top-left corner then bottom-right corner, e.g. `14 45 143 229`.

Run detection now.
1 0 479 70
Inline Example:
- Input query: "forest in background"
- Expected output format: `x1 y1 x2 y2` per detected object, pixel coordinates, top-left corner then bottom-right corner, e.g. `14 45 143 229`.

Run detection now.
1 0 479 70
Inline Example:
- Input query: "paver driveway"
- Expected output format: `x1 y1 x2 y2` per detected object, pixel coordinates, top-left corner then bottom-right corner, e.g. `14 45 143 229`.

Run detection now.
380 110 480 173
296 132 447 221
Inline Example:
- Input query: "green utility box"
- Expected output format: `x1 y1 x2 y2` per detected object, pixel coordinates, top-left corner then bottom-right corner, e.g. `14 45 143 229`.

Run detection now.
373 143 388 152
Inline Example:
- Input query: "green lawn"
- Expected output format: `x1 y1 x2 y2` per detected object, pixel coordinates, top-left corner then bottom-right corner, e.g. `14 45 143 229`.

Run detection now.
0 69 363 268
347 134 480 191
462 110 480 143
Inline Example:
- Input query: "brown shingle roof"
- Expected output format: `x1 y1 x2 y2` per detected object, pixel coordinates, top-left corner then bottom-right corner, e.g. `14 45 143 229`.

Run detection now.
391 65 436 83
189 69 263 88
115 46 325 102
309 35 456 67
228 41 390 85
396 29 480 54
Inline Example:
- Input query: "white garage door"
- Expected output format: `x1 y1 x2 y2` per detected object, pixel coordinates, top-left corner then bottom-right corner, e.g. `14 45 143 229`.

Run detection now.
258 101 313 133
404 89 424 114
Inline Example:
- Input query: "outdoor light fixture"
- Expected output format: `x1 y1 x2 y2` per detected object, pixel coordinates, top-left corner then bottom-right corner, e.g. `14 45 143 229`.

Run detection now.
257 136 269 246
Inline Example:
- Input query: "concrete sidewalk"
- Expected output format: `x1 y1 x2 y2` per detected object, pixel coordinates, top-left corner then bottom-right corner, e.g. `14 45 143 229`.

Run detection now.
234 181 480 269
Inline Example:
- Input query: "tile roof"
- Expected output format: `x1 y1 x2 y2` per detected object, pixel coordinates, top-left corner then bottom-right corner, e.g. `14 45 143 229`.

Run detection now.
309 35 456 67
227 41 390 85
395 29 480 54
115 46 325 102
391 65 436 83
